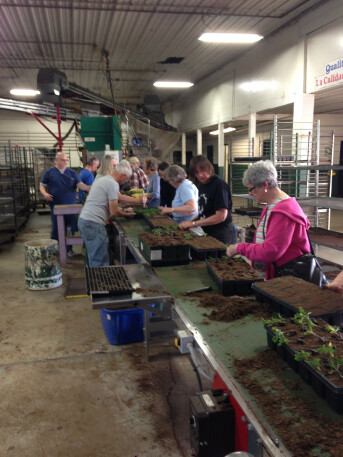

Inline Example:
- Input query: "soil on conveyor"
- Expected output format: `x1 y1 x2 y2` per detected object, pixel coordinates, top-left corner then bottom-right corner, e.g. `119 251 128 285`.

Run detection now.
233 350 343 457
183 291 271 322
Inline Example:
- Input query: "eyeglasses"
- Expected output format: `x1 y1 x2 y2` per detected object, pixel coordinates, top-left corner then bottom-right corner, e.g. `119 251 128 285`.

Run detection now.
248 185 256 193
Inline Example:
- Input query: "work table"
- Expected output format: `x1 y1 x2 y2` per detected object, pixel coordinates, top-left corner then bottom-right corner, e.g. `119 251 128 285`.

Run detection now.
108 215 343 457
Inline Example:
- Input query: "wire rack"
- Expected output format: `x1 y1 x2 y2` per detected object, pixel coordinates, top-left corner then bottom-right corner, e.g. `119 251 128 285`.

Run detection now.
85 266 134 296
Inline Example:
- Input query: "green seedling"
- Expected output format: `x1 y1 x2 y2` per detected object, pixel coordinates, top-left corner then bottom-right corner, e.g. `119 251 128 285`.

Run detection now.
152 228 163 236
183 233 193 240
328 355 343 379
325 325 343 340
262 314 286 327
293 307 317 334
294 351 321 370
272 327 289 347
294 350 311 362
233 256 245 263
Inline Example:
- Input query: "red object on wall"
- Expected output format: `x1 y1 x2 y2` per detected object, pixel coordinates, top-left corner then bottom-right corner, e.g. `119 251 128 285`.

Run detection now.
213 371 248 452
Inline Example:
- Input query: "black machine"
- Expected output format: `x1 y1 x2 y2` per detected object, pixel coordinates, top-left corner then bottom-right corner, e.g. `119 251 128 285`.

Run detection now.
190 389 235 457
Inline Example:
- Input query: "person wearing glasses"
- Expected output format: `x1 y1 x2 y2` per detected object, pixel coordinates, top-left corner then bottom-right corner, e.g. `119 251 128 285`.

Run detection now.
40 151 91 257
226 160 311 280
179 155 236 244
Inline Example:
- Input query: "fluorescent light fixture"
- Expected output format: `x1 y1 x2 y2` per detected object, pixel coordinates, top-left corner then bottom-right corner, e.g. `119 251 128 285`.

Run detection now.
153 81 194 88
54 89 60 96
199 33 263 43
210 127 236 135
10 89 40 96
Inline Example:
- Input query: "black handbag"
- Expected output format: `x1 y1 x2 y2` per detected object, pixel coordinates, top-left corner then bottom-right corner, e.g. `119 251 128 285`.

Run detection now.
274 234 328 287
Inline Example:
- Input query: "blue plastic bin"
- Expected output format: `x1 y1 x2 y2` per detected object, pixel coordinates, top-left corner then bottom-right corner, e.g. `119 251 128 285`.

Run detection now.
100 308 144 345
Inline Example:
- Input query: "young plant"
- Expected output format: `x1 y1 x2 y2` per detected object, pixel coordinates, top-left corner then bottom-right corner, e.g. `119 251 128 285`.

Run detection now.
294 350 311 362
325 325 343 340
152 228 163 236
262 314 286 327
272 327 289 347
328 356 343 379
293 307 317 335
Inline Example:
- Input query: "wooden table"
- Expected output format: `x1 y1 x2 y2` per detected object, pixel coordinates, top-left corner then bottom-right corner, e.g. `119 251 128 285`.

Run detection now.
53 204 83 267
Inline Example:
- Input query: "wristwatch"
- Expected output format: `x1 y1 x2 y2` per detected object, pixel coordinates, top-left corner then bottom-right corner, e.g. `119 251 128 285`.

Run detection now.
192 221 196 227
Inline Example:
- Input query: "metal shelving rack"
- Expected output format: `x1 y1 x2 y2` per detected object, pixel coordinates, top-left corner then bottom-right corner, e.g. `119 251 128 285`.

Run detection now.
0 143 31 236
229 117 343 230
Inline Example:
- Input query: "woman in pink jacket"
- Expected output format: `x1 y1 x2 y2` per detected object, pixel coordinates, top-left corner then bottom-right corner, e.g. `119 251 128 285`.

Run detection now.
226 160 311 280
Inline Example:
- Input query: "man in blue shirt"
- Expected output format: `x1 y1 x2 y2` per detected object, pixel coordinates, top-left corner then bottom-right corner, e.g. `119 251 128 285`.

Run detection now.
40 152 91 256
78 156 99 202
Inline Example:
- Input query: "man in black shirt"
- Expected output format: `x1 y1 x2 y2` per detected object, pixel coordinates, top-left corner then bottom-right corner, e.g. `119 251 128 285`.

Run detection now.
158 161 176 207
179 155 236 245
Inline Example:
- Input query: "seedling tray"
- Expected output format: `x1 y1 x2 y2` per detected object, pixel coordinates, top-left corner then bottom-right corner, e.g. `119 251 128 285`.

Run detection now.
144 216 178 229
190 246 226 261
252 276 343 325
205 259 264 296
138 235 190 267
265 325 343 413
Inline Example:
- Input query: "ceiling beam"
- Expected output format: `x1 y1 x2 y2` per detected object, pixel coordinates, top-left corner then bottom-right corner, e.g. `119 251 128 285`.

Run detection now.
0 0 317 19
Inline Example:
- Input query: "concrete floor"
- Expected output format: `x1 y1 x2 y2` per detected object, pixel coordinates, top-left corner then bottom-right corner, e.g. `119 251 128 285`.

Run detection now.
0 213 209 457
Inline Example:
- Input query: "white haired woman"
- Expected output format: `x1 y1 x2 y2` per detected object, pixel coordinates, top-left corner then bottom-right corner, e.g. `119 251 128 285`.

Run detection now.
78 161 135 267
226 160 311 280
159 165 198 223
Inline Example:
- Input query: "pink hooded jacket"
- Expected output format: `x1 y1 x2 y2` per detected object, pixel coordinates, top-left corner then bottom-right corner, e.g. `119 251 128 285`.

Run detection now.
237 197 311 280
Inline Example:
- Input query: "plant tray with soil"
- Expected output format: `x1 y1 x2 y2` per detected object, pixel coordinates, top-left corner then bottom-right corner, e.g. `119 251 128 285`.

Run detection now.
133 208 161 218
145 216 179 229
187 234 227 260
138 230 190 266
252 276 343 325
206 257 263 296
263 310 343 412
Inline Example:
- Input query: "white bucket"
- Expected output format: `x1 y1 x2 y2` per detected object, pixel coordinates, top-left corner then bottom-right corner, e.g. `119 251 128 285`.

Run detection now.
25 239 62 290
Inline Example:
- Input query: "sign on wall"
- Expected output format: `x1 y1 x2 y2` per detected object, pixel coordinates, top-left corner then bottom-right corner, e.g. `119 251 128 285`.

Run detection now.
315 58 343 90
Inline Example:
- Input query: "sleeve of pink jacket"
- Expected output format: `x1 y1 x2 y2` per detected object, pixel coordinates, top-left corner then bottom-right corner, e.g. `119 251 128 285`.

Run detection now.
237 212 297 263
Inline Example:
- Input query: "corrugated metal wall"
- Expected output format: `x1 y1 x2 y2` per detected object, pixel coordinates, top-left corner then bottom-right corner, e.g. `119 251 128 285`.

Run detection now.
0 110 84 168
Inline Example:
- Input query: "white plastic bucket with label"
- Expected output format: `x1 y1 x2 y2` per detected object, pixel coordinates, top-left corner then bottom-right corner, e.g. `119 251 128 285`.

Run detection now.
25 239 62 290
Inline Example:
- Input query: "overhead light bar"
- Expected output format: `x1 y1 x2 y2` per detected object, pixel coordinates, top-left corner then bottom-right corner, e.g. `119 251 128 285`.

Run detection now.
199 33 263 43
210 127 236 135
10 89 40 96
153 81 194 88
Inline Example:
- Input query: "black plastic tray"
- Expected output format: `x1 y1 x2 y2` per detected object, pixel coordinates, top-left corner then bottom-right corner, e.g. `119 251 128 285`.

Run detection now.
252 282 343 326
235 207 263 216
138 236 190 267
206 259 264 296
265 326 343 413
190 246 226 261
144 215 177 229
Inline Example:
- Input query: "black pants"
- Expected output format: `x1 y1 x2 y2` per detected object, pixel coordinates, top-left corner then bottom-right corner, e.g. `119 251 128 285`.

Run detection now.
205 222 237 245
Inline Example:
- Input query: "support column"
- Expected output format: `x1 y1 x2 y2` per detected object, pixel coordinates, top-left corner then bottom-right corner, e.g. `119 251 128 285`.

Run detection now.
218 122 224 178
197 129 202 155
181 133 186 169
248 113 256 157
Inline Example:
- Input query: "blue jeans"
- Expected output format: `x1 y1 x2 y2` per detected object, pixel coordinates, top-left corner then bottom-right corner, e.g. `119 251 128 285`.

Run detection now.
78 218 109 267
